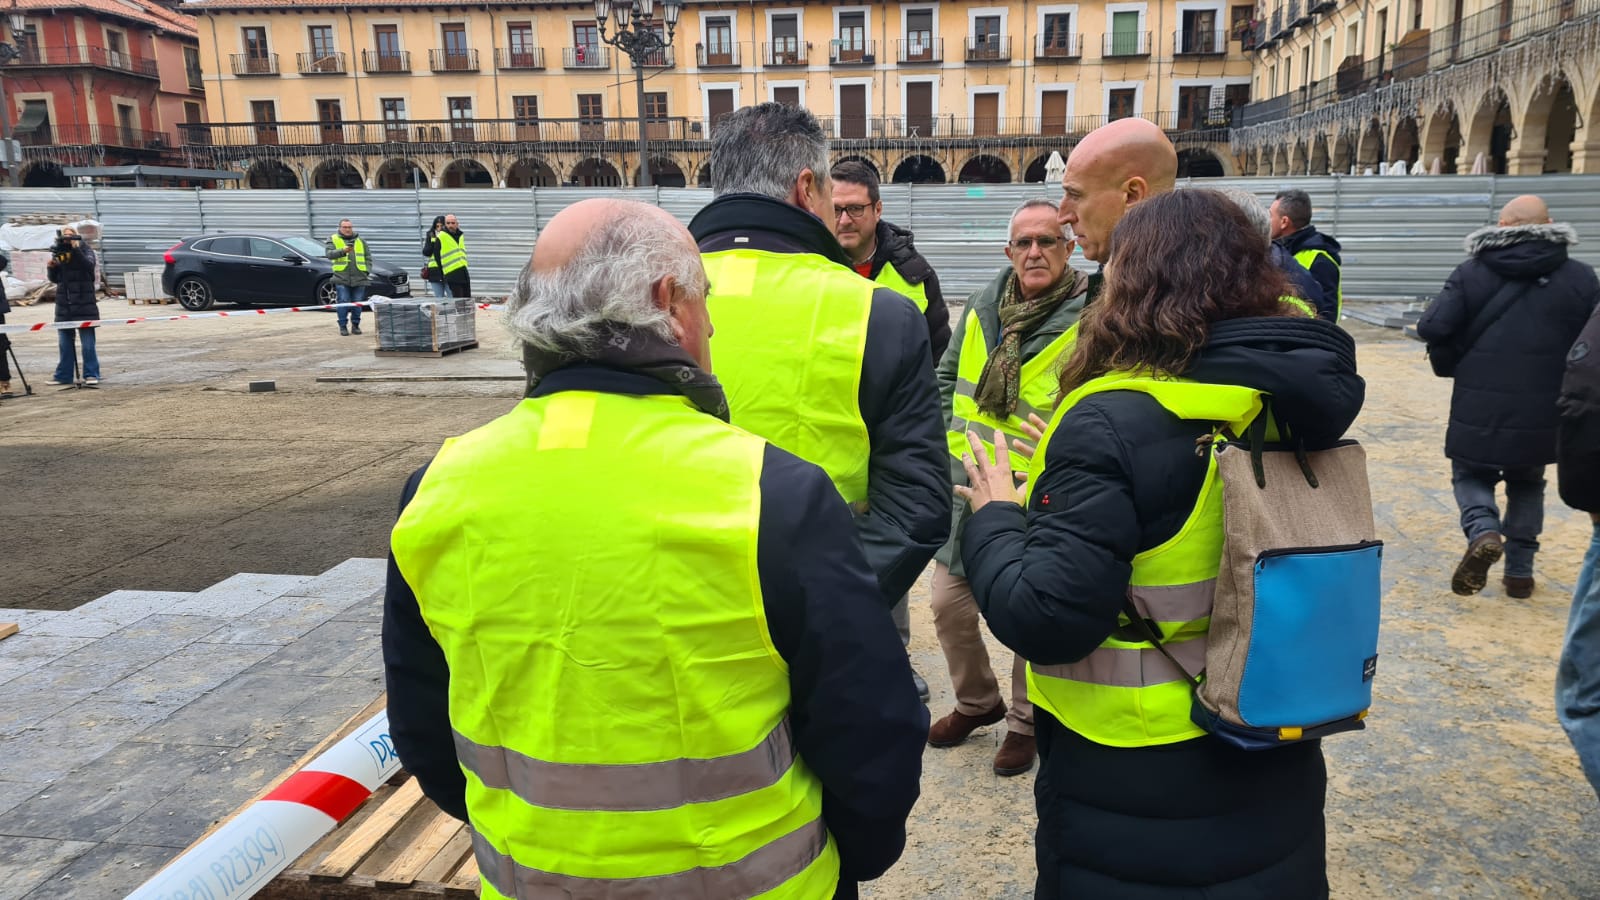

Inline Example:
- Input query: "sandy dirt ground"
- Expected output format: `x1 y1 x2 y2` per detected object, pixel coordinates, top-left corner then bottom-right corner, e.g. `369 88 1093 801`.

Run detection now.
2 297 1597 897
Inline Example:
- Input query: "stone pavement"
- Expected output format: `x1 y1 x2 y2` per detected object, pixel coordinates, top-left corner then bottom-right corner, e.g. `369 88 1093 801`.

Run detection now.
0 558 386 900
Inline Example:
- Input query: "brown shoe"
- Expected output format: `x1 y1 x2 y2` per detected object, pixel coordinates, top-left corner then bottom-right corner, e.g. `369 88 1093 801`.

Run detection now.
1503 575 1535 599
928 702 1006 748
993 731 1037 777
1451 533 1504 596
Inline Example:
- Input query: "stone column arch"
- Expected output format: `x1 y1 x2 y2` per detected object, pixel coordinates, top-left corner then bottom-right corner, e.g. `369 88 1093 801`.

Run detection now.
1331 132 1354 175
1309 134 1330 175
1356 119 1386 171
1272 144 1290 176
1289 141 1308 175
1421 104 1463 174
1464 88 1514 174
1515 72 1579 173
1390 116 1422 168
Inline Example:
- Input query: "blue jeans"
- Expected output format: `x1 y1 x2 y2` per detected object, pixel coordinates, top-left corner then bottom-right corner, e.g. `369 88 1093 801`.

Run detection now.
1451 460 1545 578
336 284 366 328
54 326 99 381
427 280 449 298
1558 519 1600 801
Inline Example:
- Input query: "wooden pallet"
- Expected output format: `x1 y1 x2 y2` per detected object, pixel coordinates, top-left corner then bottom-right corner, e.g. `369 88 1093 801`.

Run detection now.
128 296 176 306
372 341 479 359
0 623 17 642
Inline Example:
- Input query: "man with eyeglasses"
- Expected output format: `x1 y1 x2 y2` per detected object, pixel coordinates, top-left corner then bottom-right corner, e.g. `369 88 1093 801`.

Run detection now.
689 103 950 651
831 160 951 363
925 198 1092 777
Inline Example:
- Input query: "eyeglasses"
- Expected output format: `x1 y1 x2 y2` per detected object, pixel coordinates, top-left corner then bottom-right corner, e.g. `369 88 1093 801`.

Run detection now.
834 204 872 220
1008 235 1066 250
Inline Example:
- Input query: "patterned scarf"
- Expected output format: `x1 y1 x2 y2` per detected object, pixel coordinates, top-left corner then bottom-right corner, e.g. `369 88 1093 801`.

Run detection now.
973 268 1088 419
522 325 730 421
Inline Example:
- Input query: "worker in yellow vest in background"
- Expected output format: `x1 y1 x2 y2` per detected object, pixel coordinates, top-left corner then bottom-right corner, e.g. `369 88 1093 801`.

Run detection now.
1270 188 1344 321
384 198 929 900
435 214 471 298
926 198 1091 778
324 218 371 336
689 103 951 637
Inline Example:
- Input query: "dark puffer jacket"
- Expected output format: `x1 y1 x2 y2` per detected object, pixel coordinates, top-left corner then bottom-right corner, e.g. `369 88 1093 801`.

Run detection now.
1559 302 1600 512
1417 223 1599 468
49 243 99 322
868 219 952 361
963 317 1363 899
1275 226 1342 320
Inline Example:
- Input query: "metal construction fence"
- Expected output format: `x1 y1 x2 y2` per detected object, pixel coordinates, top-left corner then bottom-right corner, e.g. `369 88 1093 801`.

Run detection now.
2 174 1597 303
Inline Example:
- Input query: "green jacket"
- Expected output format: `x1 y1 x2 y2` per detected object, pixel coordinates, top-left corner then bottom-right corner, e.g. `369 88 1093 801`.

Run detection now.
324 233 372 287
934 266 1089 576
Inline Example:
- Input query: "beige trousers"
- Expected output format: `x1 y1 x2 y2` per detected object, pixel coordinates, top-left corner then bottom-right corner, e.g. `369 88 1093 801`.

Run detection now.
929 561 1033 735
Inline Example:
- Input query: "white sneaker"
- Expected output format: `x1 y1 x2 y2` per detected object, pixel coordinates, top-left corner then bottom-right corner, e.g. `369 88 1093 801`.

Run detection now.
45 379 68 386
84 377 100 385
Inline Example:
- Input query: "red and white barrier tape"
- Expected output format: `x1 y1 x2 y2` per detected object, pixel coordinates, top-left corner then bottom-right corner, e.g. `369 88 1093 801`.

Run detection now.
124 710 402 900
0 298 508 335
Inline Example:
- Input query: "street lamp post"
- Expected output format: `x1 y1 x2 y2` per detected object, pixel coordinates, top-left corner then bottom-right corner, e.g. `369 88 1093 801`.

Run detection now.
0 10 25 187
594 0 682 188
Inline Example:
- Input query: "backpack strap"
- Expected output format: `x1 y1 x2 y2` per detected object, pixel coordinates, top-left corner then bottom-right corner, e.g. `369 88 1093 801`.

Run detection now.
1117 598 1202 690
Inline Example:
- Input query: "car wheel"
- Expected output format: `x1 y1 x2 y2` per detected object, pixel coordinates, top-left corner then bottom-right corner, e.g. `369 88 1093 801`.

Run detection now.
176 277 214 311
316 279 337 307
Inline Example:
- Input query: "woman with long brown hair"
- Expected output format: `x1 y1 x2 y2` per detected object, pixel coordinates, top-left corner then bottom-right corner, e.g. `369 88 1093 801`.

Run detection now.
958 189 1363 897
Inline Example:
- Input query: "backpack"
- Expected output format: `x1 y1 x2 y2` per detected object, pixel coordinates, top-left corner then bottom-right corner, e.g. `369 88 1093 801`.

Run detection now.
1125 402 1384 750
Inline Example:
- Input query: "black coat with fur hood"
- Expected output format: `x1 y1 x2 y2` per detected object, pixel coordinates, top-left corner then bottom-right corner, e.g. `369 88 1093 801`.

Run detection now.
1417 222 1599 468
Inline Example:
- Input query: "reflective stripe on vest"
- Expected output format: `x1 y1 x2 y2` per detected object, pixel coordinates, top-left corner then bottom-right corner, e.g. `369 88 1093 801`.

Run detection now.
1023 372 1265 748
436 231 468 275
392 391 839 899
948 320 1077 470
1281 295 1315 318
873 260 929 313
703 249 874 505
1294 248 1342 319
330 235 368 273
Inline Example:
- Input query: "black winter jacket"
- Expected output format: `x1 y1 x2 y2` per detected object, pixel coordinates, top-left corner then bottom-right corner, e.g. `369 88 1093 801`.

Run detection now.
49 244 99 322
690 194 951 606
1417 223 1599 468
1276 226 1342 320
1272 244 1328 317
866 219 951 361
963 317 1363 898
383 366 930 900
1559 302 1600 511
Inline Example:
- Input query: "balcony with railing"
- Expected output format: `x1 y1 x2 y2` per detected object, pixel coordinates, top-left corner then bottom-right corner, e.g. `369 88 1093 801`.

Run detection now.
814 112 1229 141
697 42 740 67
230 53 279 76
1103 31 1151 57
1036 33 1083 59
637 46 674 68
429 49 479 72
897 37 941 63
763 41 807 66
21 123 174 150
496 47 545 70
829 38 875 64
1289 0 1310 26
965 35 1011 62
363 50 410 73
12 45 161 79
563 45 610 68
1175 29 1226 55
297 51 346 74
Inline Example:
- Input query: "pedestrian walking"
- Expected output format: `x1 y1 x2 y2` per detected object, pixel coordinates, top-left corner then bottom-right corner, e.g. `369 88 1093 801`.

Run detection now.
829 157 951 703
1417 195 1599 598
959 190 1357 897
435 214 470 298
1270 189 1343 321
1557 295 1600 802
384 198 927 900
324 218 371 336
46 227 100 386
926 198 1091 777
421 216 449 298
688 103 950 620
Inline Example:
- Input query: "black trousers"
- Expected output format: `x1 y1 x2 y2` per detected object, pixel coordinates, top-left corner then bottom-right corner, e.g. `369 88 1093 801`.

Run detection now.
447 276 471 298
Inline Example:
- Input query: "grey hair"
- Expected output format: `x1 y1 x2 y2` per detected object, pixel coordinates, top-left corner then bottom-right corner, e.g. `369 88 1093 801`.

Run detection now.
504 212 707 355
710 102 831 201
1009 198 1061 230
1216 187 1272 245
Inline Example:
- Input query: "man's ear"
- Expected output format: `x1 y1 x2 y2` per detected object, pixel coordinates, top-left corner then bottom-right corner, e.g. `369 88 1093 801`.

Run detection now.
1125 176 1150 206
791 168 816 209
652 275 676 313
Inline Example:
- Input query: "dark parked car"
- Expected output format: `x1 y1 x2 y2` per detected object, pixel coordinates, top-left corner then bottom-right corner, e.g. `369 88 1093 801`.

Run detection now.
161 232 411 311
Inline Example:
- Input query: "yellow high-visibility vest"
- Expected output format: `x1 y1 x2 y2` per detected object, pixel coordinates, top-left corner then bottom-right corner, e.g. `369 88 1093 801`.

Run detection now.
1294 248 1343 319
329 234 368 272
873 260 928 313
436 231 468 276
947 318 1078 470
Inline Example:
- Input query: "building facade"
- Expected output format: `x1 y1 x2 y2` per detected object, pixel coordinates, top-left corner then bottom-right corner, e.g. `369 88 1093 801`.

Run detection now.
6 0 208 186
183 0 1254 188
1233 0 1600 175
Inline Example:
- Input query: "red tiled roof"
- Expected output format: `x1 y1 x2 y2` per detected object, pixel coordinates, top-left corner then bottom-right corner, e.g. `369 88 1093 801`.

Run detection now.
183 0 561 9
17 0 197 36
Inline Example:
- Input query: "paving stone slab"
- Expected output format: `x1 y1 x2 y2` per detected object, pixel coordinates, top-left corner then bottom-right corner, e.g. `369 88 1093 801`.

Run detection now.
273 674 385 752
203 595 347 646
0 636 96 688
70 590 195 626
0 836 96 900
281 557 385 603
245 619 382 678
108 740 307 850
0 741 221 845
133 671 340 749
0 700 195 783
18 839 177 900
0 688 95 738
0 780 46 820
331 592 383 623
0 610 62 632
93 641 279 709
163 574 314 617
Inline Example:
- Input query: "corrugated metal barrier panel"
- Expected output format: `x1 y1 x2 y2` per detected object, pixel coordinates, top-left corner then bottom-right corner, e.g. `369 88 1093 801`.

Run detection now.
4 176 1599 299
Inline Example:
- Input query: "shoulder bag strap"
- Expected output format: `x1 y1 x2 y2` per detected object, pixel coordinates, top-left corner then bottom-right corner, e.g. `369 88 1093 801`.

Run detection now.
1458 278 1534 356
1118 597 1202 690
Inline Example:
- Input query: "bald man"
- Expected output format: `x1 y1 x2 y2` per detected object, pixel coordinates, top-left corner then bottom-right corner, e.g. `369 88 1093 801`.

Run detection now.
1057 117 1177 289
1418 194 1599 599
383 198 928 899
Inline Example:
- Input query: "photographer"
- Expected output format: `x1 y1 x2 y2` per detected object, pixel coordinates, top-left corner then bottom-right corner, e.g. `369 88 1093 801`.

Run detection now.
0 250 11 397
46 227 101 386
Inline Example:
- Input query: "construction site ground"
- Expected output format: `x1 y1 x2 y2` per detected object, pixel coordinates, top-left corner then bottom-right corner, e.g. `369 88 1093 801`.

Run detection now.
0 296 1597 898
